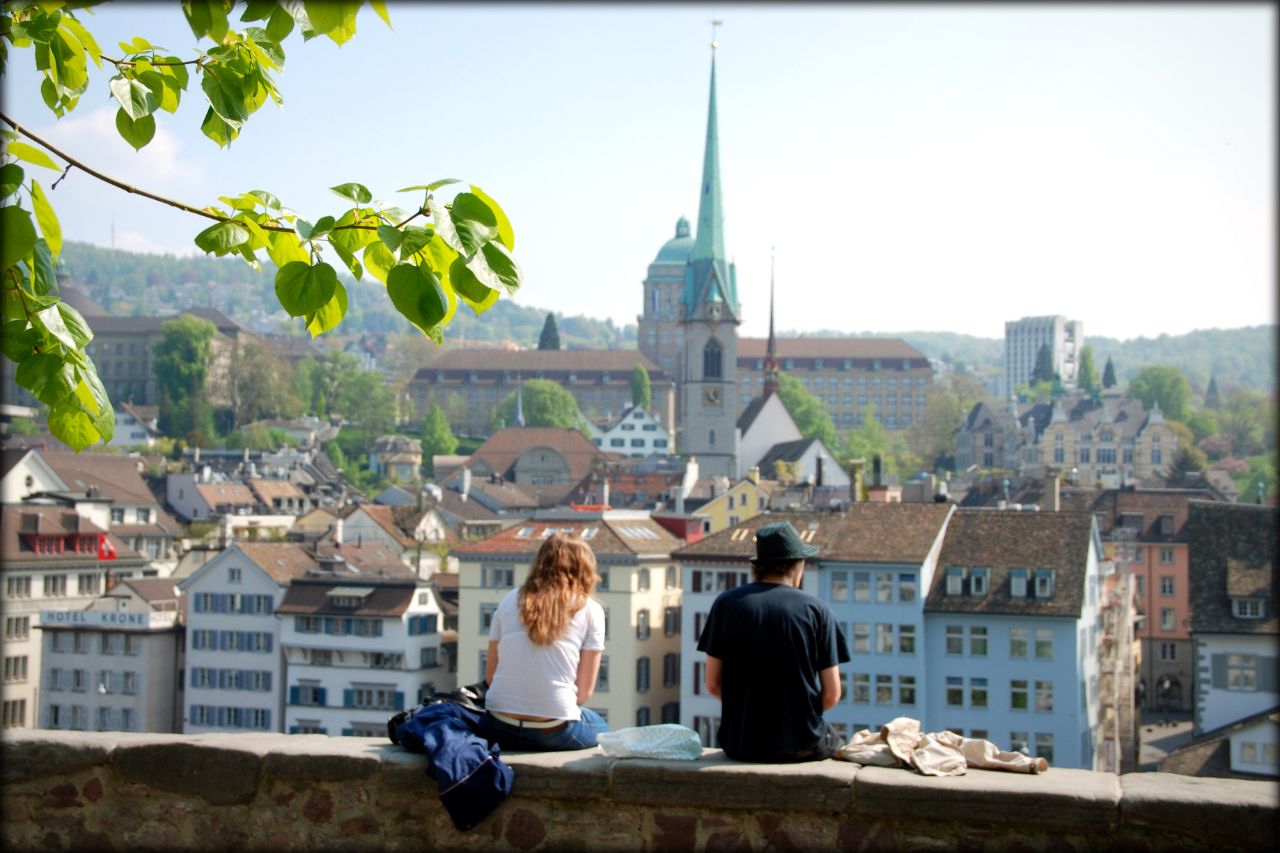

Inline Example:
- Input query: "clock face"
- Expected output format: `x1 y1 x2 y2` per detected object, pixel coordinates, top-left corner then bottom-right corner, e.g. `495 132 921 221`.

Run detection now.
702 387 722 407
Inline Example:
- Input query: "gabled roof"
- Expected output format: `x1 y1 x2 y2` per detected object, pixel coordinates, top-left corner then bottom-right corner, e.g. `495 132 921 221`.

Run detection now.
924 509 1097 618
249 478 304 503
470 428 602 486
194 481 256 509
757 437 818 469
120 578 182 604
339 503 414 548
275 576 419 618
311 542 416 578
226 542 319 586
0 505 140 563
736 394 770 432
452 515 680 560
1160 706 1280 780
1061 487 1226 542
40 450 158 507
674 505 954 565
1188 501 1278 636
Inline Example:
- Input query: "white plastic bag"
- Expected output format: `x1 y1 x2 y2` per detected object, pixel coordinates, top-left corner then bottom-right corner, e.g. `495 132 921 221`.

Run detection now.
596 724 703 760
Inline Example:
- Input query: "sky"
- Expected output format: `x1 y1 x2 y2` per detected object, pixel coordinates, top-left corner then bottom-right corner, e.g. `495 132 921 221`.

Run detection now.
2 3 1274 341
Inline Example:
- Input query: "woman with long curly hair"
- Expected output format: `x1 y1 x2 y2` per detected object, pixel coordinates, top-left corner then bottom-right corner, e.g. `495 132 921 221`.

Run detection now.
477 532 610 751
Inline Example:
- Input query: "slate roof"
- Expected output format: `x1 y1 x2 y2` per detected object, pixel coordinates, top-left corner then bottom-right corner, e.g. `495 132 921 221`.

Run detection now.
312 542 416 579
757 438 817 469
469 428 603 486
120 578 182 604
41 450 160 508
736 337 927 362
674 504 954 565
736 394 770 432
275 576 419 618
1159 707 1280 780
452 515 680 561
1187 501 1278 636
339 503 414 548
0 506 140 563
249 478 305 504
1060 488 1225 542
194 481 256 510
923 509 1097 618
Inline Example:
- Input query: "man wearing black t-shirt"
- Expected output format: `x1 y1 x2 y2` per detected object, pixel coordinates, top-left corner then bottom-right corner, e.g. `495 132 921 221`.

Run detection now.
696 520 850 762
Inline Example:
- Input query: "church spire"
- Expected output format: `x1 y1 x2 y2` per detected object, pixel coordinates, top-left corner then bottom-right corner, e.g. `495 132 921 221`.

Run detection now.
763 248 780 399
692 54 724 265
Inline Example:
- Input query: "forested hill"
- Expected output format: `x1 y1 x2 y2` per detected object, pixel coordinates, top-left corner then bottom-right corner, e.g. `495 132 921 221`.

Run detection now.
59 242 1275 393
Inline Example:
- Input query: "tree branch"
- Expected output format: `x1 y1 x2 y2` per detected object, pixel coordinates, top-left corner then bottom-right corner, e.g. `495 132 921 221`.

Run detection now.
0 112 429 237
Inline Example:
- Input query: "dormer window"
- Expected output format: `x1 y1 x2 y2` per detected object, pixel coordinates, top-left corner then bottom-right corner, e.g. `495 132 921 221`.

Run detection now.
1158 515 1174 536
1034 569 1054 598
945 567 963 596
1010 568 1028 598
1232 598 1267 620
970 569 988 596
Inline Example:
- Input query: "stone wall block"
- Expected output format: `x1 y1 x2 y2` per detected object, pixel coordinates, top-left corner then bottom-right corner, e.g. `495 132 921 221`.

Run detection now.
0 730 115 783
505 750 613 800
611 753 856 811
262 735 380 782
1119 772 1280 850
109 738 263 806
853 765 1120 833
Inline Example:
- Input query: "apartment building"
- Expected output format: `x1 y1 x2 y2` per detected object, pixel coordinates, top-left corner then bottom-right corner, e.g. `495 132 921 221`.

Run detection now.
177 543 319 733
1 504 145 730
588 406 674 459
37 578 182 733
277 554 447 736
453 512 684 728
924 510 1109 771
1003 315 1083 398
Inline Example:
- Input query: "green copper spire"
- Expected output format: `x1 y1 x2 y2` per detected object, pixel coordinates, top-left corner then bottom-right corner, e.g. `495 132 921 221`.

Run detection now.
692 56 725 264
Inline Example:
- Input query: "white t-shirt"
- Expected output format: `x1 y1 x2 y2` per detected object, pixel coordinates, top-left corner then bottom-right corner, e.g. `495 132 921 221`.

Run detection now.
486 588 606 721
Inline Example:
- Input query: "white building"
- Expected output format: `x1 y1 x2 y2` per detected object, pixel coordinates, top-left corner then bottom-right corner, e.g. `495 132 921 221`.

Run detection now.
589 406 674 459
1187 502 1278 736
177 543 318 733
37 578 182 733
1003 315 1083 398
277 561 446 737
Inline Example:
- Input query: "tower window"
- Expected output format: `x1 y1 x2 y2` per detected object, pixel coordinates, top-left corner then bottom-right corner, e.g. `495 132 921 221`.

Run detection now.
703 340 723 379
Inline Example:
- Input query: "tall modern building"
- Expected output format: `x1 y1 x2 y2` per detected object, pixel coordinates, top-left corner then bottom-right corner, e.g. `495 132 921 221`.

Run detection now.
1003 316 1083 398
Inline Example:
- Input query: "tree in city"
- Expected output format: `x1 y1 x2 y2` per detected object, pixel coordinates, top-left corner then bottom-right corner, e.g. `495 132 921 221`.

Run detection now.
841 402 887 471
1218 388 1266 458
1031 343 1057 383
1 1 522 450
777 373 838 449
420 406 458 475
631 363 651 410
1204 375 1221 410
153 314 216 444
231 340 296 427
491 379 586 431
1165 444 1208 486
537 312 561 350
1077 346 1100 394
1102 356 1118 389
906 371 988 470
1127 365 1192 423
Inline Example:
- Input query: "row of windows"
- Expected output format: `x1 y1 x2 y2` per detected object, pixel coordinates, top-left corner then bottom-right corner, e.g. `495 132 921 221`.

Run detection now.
48 704 140 731
606 437 669 448
49 632 141 655
635 608 680 640
192 593 274 614
944 626 1054 660
189 705 272 729
829 571 917 604
190 668 272 691
5 573 102 597
190 630 274 653
46 668 139 693
293 616 385 637
633 702 681 727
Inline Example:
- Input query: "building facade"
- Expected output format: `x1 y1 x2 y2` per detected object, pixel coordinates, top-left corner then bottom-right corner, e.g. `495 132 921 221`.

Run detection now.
1003 315 1083 398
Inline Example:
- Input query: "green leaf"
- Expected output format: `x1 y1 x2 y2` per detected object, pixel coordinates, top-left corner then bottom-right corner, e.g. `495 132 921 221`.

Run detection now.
182 0 231 43
469 185 515 250
449 256 500 315
398 179 460 192
460 240 522 297
5 141 60 171
56 302 94 348
267 231 309 268
398 225 431 257
32 302 77 351
244 29 285 70
265 6 295 41
59 15 102 67
387 262 448 334
330 240 361 280
109 75 157 120
193 220 251 254
115 108 156 150
30 180 61 259
160 56 190 90
0 206 38 270
426 195 463 254
305 280 347 336
329 212 377 256
330 182 372 204
424 232 459 277
305 0 360 45
449 192 501 257
0 322 42 362
201 63 250 127
48 401 100 452
371 1 392 27
362 241 394 284
275 260 338 315
249 189 282 210
28 239 58 296
118 37 156 53
0 163 24 200
376 223 403 252
200 107 238 146
296 215 335 240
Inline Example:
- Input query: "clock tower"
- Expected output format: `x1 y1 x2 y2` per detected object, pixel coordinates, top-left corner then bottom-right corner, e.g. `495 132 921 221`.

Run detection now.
679 50 740 479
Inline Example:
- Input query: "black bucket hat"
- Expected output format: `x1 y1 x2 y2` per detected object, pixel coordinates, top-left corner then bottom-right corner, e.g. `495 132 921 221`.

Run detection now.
750 521 819 565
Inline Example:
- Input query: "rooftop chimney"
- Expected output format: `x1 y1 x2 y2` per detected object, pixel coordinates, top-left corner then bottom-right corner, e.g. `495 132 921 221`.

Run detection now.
333 517 344 546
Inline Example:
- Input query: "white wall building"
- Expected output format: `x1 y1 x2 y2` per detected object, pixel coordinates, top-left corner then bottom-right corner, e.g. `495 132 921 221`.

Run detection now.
589 406 674 459
1003 315 1083 398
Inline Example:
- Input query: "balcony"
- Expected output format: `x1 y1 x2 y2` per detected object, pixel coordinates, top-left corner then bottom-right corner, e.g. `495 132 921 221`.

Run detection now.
3 729 1276 851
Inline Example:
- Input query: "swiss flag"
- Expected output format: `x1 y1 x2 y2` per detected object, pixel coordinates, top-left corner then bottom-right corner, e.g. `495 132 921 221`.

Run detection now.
98 534 118 561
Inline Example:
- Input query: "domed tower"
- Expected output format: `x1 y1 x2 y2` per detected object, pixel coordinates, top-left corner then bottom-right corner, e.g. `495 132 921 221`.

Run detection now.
638 216 694 384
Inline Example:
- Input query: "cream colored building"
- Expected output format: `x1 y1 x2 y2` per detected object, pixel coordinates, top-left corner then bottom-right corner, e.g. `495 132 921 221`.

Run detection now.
453 512 685 728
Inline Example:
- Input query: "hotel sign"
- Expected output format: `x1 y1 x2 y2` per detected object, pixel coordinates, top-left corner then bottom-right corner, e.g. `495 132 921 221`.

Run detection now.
38 610 174 629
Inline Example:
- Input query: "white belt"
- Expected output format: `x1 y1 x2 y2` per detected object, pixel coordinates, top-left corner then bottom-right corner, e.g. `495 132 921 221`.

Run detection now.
488 710 566 729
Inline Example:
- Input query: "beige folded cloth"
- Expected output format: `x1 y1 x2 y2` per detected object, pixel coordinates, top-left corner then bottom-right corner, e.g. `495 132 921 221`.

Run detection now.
835 716 1049 776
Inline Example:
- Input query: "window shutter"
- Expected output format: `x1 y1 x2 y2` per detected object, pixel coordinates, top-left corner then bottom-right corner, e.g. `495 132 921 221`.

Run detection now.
262 710 270 730
342 728 354 736
265 634 273 652
344 689 354 708
263 672 272 691
290 686 300 705
317 687 327 706
289 726 299 734
1211 654 1227 689
394 691 405 709
1258 658 1277 692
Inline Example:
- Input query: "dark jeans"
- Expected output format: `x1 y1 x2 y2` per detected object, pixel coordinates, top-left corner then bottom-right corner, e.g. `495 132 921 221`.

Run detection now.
724 723 845 763
476 708 610 752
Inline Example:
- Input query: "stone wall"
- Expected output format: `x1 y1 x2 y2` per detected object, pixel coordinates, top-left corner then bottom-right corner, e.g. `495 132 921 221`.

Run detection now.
2 730 1276 852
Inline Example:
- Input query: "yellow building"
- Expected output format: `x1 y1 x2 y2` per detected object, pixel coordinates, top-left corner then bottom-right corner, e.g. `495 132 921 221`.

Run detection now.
690 475 772 536
452 512 685 728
